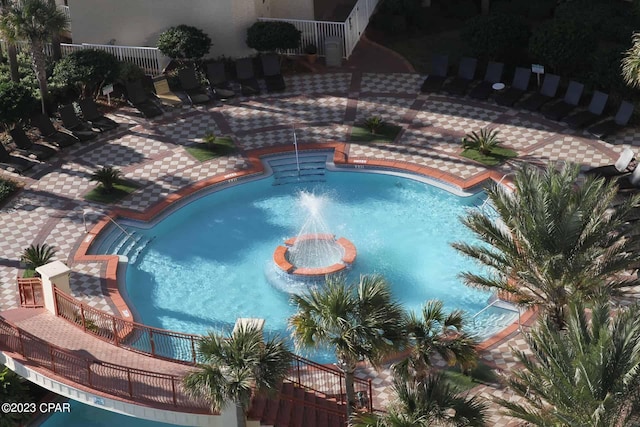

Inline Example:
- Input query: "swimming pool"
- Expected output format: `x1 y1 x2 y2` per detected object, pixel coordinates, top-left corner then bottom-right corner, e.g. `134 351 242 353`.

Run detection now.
111 162 516 362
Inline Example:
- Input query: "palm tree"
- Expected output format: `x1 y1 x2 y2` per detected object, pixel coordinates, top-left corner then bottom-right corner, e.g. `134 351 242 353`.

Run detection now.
90 166 122 193
497 299 640 426
21 243 56 270
289 274 407 419
0 0 19 82
622 32 640 89
453 163 640 329
393 300 477 382
0 0 69 113
183 323 293 427
352 373 487 427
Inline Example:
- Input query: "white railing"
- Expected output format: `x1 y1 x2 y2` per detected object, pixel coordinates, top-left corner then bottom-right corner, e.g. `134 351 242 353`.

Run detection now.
59 5 70 23
258 0 381 59
0 40 164 76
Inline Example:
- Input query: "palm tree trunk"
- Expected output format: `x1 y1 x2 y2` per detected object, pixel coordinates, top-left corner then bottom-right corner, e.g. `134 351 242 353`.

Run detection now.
30 39 49 114
235 402 247 427
48 0 62 60
8 43 19 83
344 366 356 422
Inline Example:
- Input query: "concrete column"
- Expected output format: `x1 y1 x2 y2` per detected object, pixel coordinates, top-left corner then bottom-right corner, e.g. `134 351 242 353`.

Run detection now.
35 261 72 314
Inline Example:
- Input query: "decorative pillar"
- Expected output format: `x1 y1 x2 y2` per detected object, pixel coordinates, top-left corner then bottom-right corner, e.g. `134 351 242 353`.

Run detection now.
35 261 71 314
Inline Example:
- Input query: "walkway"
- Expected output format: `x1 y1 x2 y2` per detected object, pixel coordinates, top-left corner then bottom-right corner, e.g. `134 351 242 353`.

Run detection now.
1 71 639 425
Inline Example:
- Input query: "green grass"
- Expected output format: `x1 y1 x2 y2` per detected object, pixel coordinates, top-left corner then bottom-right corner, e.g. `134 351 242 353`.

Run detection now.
461 146 518 166
84 181 139 204
350 124 402 144
185 137 236 162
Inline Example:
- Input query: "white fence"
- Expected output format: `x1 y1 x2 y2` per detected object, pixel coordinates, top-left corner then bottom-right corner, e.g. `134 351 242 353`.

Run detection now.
59 5 71 23
0 40 165 76
258 0 381 59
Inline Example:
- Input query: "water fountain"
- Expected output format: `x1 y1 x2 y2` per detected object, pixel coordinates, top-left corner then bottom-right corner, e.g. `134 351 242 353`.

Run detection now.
271 192 356 292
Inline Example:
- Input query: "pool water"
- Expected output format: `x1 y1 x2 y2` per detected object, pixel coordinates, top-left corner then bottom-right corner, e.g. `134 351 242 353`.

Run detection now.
39 400 179 427
123 169 517 362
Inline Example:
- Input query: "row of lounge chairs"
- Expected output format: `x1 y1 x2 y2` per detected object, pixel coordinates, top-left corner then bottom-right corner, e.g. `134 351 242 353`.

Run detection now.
586 148 640 191
0 99 120 174
420 54 633 139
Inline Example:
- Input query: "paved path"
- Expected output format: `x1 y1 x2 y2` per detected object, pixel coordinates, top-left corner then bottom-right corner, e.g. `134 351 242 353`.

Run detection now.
1 71 639 425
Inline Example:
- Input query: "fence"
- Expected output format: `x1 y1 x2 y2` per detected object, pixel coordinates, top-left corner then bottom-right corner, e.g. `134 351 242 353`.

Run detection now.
17 278 43 308
258 0 381 58
0 317 210 412
53 288 375 411
0 40 164 76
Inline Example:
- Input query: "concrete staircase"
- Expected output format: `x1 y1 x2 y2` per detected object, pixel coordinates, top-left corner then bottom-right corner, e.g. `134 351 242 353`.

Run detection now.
248 381 347 427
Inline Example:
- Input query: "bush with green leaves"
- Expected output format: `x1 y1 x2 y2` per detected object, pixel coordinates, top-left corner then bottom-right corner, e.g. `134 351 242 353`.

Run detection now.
0 178 17 202
462 128 501 155
246 21 301 52
529 18 597 75
364 116 385 134
462 14 530 61
52 49 120 97
21 243 56 270
157 25 212 62
0 366 33 427
0 80 37 129
90 166 122 193
118 62 145 83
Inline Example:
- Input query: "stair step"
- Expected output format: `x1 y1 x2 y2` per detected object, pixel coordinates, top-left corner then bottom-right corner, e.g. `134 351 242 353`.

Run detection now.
290 386 306 427
274 397 293 427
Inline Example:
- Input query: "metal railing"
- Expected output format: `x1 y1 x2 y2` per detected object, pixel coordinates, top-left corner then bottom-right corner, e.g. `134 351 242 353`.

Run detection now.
59 4 70 22
258 0 381 58
53 288 376 411
17 278 43 308
0 317 210 412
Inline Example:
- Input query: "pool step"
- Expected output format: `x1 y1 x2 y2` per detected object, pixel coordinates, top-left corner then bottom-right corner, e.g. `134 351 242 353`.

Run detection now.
269 156 327 186
87 226 153 265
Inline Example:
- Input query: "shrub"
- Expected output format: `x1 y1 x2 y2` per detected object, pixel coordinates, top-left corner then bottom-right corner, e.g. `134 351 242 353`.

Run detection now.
462 14 530 61
364 116 385 134
118 62 145 83
246 21 301 52
529 19 597 75
157 25 212 62
21 243 56 270
0 81 37 129
462 128 501 155
0 366 33 427
52 49 120 97
0 178 17 202
90 166 122 193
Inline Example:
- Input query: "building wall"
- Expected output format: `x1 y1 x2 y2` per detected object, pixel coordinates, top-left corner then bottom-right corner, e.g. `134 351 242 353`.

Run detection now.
67 0 259 58
270 0 314 19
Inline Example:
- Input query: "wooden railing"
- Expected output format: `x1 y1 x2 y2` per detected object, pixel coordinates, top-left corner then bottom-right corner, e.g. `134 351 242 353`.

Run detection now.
17 278 43 308
54 288 376 411
0 317 210 413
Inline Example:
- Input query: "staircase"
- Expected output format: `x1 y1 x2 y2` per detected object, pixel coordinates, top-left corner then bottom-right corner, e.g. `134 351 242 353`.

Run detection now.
269 155 327 186
248 381 347 427
88 226 153 263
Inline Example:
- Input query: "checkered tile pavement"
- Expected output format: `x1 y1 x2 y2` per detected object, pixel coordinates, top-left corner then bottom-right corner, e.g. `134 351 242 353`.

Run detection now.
2 72 640 424
360 73 425 94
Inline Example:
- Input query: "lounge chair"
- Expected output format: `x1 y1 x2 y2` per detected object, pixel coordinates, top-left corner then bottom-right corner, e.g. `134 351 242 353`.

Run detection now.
0 143 35 174
152 76 183 107
177 67 211 105
585 148 634 179
205 62 235 99
78 98 119 131
519 73 560 111
58 104 99 141
443 57 477 96
125 80 164 118
588 101 634 139
563 91 608 129
235 58 261 96
543 81 584 121
468 61 504 100
261 54 286 93
616 164 640 192
420 54 448 93
9 127 56 161
31 114 78 148
495 67 531 106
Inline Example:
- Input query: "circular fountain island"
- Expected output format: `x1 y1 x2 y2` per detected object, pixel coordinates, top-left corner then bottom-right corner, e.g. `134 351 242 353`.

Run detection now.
271 192 356 292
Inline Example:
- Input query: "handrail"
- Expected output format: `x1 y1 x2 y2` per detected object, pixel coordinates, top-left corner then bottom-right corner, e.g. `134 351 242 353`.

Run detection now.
0 317 210 413
17 278 44 308
53 288 377 411
82 209 132 237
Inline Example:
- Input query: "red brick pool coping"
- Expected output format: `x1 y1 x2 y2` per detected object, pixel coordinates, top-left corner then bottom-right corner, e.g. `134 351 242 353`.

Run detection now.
73 141 523 348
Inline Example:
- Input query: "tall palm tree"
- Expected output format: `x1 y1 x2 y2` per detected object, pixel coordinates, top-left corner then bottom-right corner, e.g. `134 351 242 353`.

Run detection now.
352 373 487 427
393 300 477 382
183 324 293 427
0 0 19 82
453 163 640 329
289 274 407 419
622 32 640 89
0 0 68 113
498 299 640 426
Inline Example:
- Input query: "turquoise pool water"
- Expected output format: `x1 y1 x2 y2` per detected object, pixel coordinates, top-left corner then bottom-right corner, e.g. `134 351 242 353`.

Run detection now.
38 400 179 427
123 168 517 362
